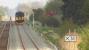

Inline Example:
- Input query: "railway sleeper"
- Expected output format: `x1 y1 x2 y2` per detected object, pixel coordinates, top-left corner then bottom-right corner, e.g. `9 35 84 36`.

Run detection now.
1 36 8 39
0 47 7 50
2 31 9 38
0 39 7 47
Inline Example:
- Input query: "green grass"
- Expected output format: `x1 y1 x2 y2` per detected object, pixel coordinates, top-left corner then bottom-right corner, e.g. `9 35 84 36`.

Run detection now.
33 25 60 46
77 24 89 50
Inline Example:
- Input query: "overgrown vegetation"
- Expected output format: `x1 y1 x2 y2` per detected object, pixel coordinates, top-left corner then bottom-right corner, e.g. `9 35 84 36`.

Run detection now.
37 26 60 46
76 23 89 50
62 0 89 49
29 0 89 50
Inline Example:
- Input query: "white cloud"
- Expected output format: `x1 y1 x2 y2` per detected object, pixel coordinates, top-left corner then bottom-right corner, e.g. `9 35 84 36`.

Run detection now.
0 0 48 9
0 0 19 9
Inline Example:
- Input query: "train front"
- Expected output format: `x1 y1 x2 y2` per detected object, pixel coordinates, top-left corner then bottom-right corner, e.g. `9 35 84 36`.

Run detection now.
15 11 24 24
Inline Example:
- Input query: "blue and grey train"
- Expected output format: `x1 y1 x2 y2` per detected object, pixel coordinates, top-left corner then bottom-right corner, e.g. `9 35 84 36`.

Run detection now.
15 11 24 24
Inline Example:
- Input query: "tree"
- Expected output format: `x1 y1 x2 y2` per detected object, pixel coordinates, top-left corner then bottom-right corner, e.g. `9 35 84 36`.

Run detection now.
80 0 89 23
62 0 85 24
45 0 63 15
41 0 64 27
32 9 44 21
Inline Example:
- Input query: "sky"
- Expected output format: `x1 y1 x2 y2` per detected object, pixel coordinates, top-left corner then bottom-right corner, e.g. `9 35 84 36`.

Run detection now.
0 0 48 9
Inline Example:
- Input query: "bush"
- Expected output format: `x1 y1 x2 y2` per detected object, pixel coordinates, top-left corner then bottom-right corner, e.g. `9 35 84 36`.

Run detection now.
77 23 89 50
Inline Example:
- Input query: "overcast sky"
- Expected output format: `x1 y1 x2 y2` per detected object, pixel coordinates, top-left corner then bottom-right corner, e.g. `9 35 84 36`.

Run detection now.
0 0 48 9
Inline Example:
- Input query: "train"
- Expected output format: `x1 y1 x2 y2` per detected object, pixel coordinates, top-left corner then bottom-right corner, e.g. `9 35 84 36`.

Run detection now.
15 11 24 24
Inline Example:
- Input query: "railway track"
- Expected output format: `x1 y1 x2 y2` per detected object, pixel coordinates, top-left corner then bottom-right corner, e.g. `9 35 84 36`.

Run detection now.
15 24 39 50
22 25 39 50
0 22 10 50
16 25 26 50
21 24 53 50
8 22 54 50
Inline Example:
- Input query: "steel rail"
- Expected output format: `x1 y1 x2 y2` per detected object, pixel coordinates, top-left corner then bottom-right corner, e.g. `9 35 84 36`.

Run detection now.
22 24 39 50
0 23 7 38
16 24 26 50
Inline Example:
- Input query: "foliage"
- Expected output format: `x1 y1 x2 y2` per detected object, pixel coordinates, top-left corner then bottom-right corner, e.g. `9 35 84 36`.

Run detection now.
56 20 78 37
34 25 60 46
29 0 89 49
77 24 89 50
31 8 60 27
45 0 63 15
45 0 64 25
80 0 89 23
29 0 64 27
62 0 86 24
62 0 89 49
33 9 44 21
